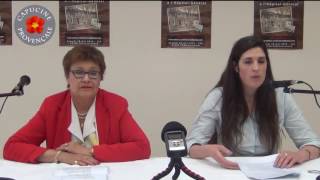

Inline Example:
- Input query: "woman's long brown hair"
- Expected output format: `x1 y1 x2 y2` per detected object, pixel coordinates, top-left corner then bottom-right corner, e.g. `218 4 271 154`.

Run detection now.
214 35 280 154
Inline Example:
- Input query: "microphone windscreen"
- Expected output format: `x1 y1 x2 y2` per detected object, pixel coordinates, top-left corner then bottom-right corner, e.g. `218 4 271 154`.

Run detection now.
161 121 187 142
21 75 31 85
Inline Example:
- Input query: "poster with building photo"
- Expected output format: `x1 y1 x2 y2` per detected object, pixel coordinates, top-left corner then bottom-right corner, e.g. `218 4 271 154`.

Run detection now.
0 1 12 45
59 1 109 46
254 1 304 49
161 1 212 48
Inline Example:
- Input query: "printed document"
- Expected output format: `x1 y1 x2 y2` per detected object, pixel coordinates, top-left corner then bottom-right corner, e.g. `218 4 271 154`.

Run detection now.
229 154 300 179
53 165 109 180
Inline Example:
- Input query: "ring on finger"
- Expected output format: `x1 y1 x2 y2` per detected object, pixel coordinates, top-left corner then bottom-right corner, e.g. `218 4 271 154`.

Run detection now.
64 144 69 150
74 160 78 165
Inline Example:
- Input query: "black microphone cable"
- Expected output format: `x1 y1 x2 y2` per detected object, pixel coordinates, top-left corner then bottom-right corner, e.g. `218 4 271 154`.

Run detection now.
268 79 320 109
0 96 9 114
284 80 320 109
299 81 320 109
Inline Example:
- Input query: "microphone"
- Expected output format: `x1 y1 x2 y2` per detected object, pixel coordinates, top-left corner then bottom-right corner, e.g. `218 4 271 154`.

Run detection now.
153 121 205 180
161 121 187 158
11 75 31 95
269 80 301 88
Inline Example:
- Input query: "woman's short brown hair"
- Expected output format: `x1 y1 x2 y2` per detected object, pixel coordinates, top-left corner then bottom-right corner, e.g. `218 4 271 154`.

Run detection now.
63 45 106 80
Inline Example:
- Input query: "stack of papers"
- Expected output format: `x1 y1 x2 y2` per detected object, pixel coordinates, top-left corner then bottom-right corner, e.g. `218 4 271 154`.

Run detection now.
230 154 300 179
53 166 109 180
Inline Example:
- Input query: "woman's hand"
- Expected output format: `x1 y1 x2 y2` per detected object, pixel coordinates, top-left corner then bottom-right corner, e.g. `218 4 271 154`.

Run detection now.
207 144 239 169
274 150 308 168
190 144 239 170
57 151 99 166
57 142 92 156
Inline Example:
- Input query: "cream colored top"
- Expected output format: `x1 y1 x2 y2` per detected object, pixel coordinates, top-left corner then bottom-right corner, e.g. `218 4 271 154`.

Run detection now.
186 87 320 156
68 98 99 148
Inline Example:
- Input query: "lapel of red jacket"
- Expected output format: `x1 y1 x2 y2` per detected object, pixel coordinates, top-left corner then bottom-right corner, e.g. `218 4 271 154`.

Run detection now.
54 91 72 147
95 89 109 144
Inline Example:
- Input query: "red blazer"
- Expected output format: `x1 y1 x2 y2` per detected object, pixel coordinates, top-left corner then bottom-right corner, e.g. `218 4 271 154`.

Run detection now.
3 89 151 163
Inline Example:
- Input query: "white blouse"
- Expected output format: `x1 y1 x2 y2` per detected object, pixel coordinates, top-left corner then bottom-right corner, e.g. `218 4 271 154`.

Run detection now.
186 87 320 156
68 98 99 148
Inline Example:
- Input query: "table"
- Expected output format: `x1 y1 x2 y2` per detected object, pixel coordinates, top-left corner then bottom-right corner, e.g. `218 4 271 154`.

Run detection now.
0 157 319 180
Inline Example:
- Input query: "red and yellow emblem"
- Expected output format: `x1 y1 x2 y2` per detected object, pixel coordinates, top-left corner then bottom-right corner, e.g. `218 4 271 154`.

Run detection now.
26 16 45 34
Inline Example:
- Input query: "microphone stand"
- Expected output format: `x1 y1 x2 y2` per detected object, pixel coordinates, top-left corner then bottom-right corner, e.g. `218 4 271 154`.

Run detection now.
283 86 320 109
0 90 24 114
152 157 205 180
0 91 23 98
283 87 320 95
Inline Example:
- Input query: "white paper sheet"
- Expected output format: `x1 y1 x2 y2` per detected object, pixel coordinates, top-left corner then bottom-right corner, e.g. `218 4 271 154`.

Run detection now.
53 165 109 180
229 154 301 180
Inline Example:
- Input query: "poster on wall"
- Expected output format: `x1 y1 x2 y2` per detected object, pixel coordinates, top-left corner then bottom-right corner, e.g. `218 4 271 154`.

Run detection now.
254 1 304 49
0 1 12 45
161 1 212 48
15 5 55 46
59 1 109 47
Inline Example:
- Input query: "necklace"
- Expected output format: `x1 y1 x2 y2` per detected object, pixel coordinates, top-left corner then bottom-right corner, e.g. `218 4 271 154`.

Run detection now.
78 114 86 119
77 112 87 116
77 112 87 130
77 112 87 119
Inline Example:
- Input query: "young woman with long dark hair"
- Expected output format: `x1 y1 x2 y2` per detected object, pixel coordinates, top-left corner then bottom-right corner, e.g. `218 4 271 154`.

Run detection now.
186 35 320 169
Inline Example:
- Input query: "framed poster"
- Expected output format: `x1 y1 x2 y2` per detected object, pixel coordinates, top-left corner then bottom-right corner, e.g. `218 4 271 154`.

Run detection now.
254 1 304 49
59 1 109 46
161 1 212 48
0 1 12 45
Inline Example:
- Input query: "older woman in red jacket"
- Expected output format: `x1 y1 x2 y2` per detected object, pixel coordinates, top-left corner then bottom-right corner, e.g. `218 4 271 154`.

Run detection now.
4 45 151 165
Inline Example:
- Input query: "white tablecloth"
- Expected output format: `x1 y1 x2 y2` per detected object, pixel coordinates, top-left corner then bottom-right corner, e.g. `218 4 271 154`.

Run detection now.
0 157 319 180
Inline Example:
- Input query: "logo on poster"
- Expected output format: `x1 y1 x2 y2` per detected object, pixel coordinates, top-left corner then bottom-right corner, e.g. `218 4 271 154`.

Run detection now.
15 5 55 46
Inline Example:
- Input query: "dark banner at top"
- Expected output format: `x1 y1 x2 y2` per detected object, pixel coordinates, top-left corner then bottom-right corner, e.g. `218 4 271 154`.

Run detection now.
254 1 304 49
0 1 12 45
59 1 109 47
161 1 212 48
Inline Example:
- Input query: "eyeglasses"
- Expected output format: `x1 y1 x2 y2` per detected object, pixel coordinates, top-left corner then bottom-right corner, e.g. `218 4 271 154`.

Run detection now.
71 69 100 79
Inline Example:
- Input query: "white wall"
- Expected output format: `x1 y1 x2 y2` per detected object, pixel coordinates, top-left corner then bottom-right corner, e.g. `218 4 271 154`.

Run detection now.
1 1 320 158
